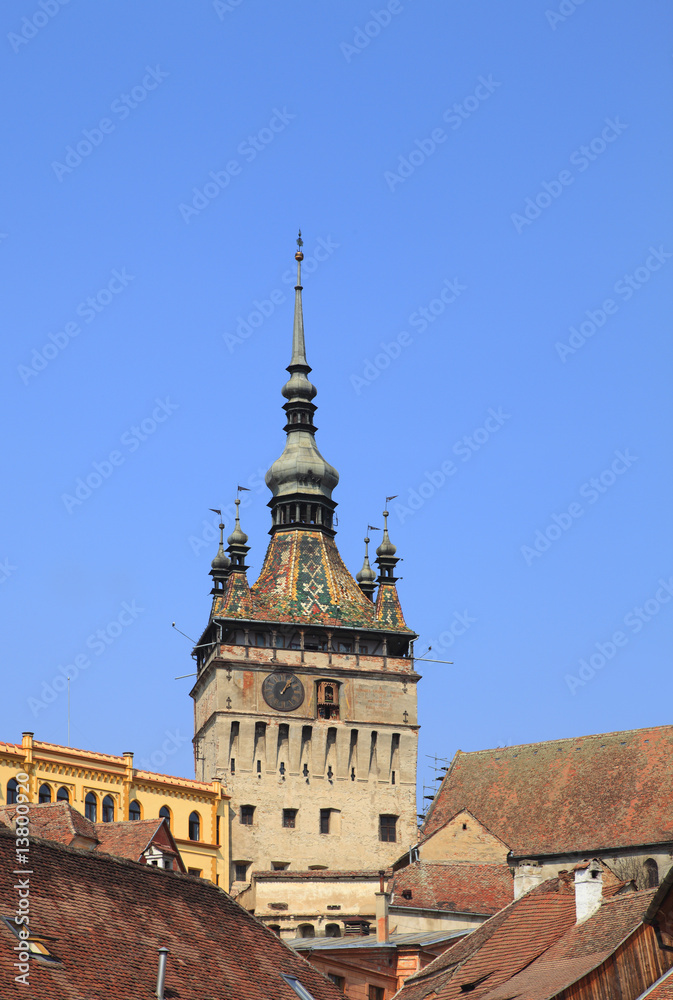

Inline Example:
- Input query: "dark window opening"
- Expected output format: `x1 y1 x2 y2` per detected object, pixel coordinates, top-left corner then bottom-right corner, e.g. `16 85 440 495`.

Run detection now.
368 987 385 1000
6 779 18 805
129 800 141 821
159 806 171 829
379 814 397 843
269 924 281 935
241 805 255 826
644 858 659 888
235 862 249 881
102 795 115 823
188 811 201 841
84 792 97 822
188 867 202 877
320 809 331 835
325 924 342 939
283 808 297 828
391 771 396 785
328 973 345 990
38 784 52 804
230 758 236 774
298 924 315 939
56 786 69 803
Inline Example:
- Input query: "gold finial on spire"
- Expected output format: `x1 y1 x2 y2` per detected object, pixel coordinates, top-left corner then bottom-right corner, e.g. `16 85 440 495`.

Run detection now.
295 229 304 285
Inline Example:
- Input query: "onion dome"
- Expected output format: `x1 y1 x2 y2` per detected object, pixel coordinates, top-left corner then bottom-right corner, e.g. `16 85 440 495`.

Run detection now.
209 521 230 594
376 510 400 583
227 499 250 572
356 537 377 601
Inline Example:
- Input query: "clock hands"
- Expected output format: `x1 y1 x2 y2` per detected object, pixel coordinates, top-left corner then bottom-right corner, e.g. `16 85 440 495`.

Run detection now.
280 678 293 695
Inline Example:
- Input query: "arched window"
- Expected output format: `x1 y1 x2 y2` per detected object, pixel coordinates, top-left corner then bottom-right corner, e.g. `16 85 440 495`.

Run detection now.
297 924 315 939
189 811 201 841
325 923 341 938
6 779 18 805
268 924 281 936
102 795 115 823
159 806 171 829
56 786 69 803
129 800 141 821
644 858 659 888
38 784 52 804
85 792 97 822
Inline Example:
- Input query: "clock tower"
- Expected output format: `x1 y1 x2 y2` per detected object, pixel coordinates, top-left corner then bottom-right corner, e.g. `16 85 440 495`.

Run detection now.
191 237 420 888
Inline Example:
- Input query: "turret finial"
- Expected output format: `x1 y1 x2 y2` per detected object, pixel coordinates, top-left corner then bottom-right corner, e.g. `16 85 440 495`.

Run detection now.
209 513 230 593
227 498 250 571
376 507 399 583
356 533 377 600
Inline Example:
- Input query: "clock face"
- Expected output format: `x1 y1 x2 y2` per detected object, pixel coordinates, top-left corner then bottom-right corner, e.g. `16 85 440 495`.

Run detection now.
262 671 305 712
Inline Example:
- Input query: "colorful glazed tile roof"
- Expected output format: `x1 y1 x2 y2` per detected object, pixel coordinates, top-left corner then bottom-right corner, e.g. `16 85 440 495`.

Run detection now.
422 724 673 855
396 875 663 1000
211 529 413 634
391 861 513 916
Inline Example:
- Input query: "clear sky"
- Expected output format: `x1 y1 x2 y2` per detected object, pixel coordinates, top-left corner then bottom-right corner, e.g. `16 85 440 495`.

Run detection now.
2 1 671 806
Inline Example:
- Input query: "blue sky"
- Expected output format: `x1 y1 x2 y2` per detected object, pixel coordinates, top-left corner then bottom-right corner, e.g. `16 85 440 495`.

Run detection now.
1 0 671 801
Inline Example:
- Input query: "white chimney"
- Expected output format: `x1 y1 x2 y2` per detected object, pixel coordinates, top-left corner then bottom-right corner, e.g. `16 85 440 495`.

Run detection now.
513 860 545 900
574 860 603 924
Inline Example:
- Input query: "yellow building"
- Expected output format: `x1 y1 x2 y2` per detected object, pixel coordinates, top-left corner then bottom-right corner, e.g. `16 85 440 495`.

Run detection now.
0 732 229 885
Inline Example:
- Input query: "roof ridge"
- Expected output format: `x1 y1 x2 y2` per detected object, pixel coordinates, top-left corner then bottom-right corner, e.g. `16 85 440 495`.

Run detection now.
456 723 673 757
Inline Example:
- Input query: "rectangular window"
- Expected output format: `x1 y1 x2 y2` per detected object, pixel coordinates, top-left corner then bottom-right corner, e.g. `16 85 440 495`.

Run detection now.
320 809 331 835
328 975 345 991
283 808 297 829
188 868 202 877
240 805 255 825
368 987 384 1000
379 815 397 842
235 862 249 881
273 862 289 871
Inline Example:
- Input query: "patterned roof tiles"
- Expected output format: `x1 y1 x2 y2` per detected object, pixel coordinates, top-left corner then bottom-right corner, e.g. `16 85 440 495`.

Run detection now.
422 724 673 856
212 529 413 634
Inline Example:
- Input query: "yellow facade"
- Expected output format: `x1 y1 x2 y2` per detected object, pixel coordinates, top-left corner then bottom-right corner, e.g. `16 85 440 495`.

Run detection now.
0 733 229 885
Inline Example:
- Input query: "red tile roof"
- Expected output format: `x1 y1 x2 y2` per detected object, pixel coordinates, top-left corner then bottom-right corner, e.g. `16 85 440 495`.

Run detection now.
0 826 344 1000
422 724 673 855
391 862 512 916
397 874 660 1000
0 802 98 845
640 968 673 998
252 869 388 881
93 818 184 868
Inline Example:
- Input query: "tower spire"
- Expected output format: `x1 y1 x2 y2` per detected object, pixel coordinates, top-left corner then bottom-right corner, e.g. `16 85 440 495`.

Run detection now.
265 232 339 535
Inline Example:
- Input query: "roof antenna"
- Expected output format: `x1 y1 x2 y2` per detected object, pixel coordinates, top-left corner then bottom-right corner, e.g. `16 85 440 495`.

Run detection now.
156 946 168 999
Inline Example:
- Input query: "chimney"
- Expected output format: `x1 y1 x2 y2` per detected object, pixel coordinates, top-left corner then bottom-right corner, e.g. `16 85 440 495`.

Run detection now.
21 732 34 766
574 860 603 924
123 751 134 780
513 860 545 899
375 870 389 944
155 946 168 999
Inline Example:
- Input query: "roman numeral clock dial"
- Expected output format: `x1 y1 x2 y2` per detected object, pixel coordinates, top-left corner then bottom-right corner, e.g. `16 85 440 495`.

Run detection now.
262 671 305 712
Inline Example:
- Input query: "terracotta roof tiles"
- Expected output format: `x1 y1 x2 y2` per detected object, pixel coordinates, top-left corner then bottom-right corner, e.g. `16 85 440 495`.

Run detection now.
391 862 513 916
422 724 673 855
0 826 344 1000
397 876 661 1000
